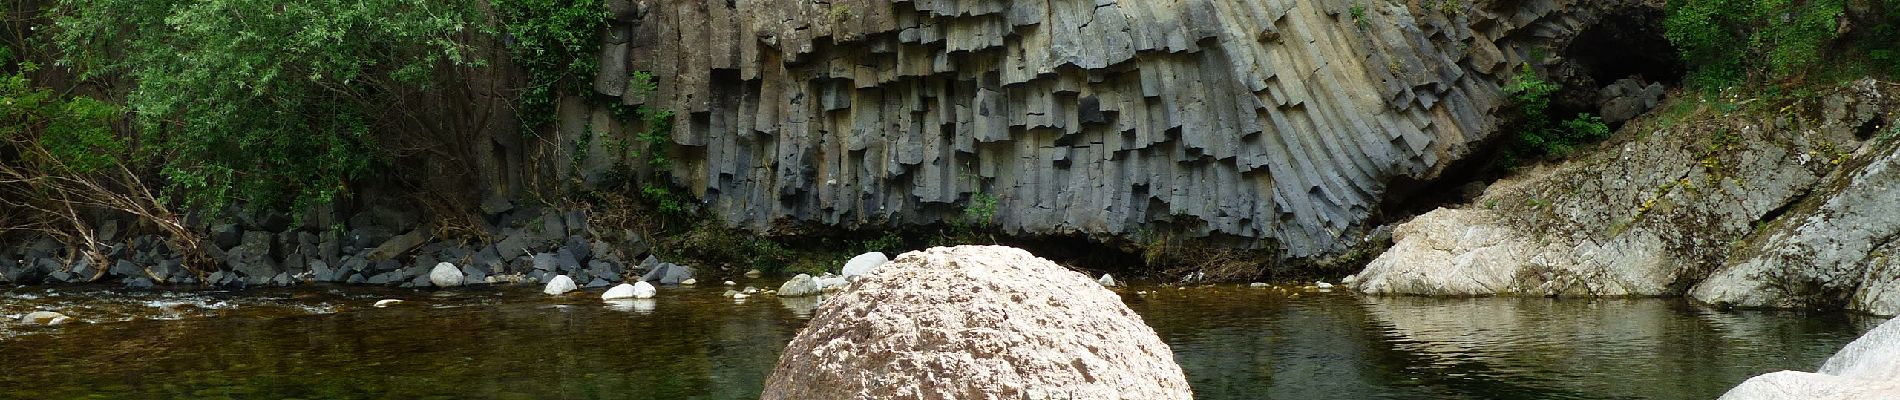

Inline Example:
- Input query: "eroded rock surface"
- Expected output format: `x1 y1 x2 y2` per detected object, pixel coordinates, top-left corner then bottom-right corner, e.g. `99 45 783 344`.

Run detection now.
761 245 1188 399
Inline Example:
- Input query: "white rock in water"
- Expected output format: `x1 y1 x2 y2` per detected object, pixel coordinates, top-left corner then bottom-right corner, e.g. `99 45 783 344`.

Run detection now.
429 262 464 287
543 275 578 295
1098 274 1117 287
373 299 403 308
1342 274 1358 285
815 276 849 293
733 293 750 299
681 278 698 285
1249 282 1270 288
840 252 889 277
778 274 821 297
1315 282 1334 289
21 311 67 326
724 280 737 286
745 269 763 278
633 281 657 299
1718 318 1900 399
602 283 637 300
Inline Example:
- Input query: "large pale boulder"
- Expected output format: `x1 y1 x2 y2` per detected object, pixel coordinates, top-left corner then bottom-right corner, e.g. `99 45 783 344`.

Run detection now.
1353 208 1538 296
1719 318 1900 399
761 245 1190 400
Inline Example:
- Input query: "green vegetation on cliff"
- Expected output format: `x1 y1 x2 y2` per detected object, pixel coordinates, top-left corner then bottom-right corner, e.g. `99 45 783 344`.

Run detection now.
1666 0 1900 88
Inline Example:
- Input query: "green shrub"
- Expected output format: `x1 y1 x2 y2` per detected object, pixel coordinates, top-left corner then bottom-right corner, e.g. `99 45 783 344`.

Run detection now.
1500 66 1613 160
1661 0 1900 89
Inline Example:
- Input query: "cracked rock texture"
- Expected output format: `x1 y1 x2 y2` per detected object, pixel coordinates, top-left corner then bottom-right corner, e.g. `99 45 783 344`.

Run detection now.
1358 80 1900 314
760 245 1188 399
552 0 1648 257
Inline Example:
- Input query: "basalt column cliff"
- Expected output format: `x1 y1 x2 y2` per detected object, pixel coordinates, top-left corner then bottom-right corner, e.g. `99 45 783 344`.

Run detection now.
554 0 1642 257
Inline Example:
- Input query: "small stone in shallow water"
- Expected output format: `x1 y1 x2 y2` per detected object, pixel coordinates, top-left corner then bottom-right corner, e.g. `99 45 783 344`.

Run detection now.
1249 283 1270 288
1315 282 1334 289
373 299 403 308
602 284 637 300
724 280 736 286
21 311 68 326
733 293 750 299
543 275 578 295
1098 274 1117 287
429 262 464 287
681 278 697 285
633 281 657 299
745 269 762 278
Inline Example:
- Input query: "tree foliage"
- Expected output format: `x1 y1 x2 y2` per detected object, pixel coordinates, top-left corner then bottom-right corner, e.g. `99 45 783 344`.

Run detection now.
1504 66 1611 160
1665 0 1900 88
493 0 608 132
50 0 482 212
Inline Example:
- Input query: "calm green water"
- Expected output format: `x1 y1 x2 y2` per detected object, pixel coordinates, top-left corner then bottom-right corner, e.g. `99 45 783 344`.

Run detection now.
0 283 1882 399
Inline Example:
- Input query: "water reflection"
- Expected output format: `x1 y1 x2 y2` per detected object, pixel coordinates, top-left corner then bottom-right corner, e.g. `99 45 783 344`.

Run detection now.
0 284 1879 399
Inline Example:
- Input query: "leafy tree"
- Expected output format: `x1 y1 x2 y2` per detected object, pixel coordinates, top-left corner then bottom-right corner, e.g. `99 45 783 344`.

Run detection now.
492 0 608 132
50 0 482 212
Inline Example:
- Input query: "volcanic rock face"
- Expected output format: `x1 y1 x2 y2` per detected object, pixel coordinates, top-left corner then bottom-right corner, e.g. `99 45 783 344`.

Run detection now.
558 0 1646 257
760 245 1189 399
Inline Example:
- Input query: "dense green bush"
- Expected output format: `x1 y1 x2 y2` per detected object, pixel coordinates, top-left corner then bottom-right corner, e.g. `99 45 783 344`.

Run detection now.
493 0 608 132
1665 0 1900 88
51 0 482 212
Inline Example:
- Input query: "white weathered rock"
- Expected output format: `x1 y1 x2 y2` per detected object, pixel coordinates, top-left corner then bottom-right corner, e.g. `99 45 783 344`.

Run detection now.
839 252 888 277
723 280 736 286
373 299 403 308
1098 274 1117 287
1719 318 1900 399
602 283 635 300
777 274 820 297
428 262 464 287
1355 208 1536 296
1694 141 1900 315
542 275 578 295
761 246 1190 399
21 311 68 326
744 269 762 278
632 281 657 299
1315 281 1333 289
680 278 697 285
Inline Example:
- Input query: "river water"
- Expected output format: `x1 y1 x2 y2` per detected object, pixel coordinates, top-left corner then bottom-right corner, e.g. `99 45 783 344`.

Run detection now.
0 283 1882 399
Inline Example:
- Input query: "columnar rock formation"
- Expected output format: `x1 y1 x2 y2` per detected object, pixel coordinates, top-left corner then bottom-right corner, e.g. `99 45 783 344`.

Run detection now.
555 0 1650 257
760 245 1190 399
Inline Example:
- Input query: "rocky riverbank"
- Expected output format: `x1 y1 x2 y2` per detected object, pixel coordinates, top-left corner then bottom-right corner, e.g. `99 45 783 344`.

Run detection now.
0 202 702 291
1356 79 1900 315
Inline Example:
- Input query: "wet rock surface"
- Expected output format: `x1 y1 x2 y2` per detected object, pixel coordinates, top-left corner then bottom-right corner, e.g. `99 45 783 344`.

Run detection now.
761 246 1189 399
1719 318 1900 399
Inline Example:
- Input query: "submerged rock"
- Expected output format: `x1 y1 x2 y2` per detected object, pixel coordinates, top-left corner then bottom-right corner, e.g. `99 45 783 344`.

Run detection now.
373 299 403 308
761 246 1190 399
542 275 578 295
428 262 464 287
1719 318 1900 399
839 252 887 278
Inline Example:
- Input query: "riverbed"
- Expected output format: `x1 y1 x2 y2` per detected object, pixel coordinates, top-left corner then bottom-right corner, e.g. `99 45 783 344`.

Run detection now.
0 283 1881 399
